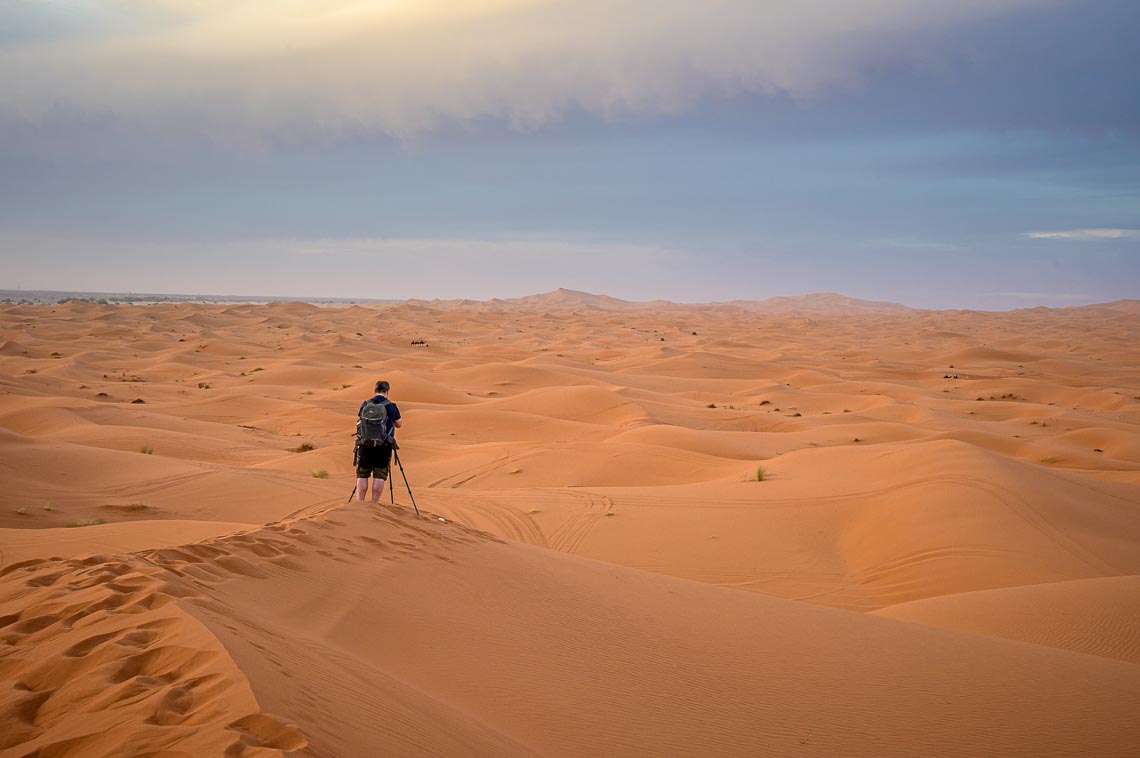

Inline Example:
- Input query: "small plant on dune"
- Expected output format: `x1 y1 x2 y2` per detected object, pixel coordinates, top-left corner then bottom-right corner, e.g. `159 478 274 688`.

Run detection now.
68 519 107 528
139 445 154 454
759 400 771 406
852 437 862 443
198 382 211 389
353 364 362 369
312 470 329 479
294 441 316 453
755 466 766 482
131 398 146 404
706 403 717 408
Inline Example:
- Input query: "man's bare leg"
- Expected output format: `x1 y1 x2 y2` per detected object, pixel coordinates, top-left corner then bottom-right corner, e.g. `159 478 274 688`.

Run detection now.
355 477 370 501
372 478 386 502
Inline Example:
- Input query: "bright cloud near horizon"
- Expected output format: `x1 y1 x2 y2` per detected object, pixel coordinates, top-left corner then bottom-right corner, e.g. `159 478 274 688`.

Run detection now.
3 0 1057 139
1 0 1138 308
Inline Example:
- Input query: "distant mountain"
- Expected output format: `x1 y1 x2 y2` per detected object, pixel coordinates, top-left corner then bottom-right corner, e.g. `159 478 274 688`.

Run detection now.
1079 299 1140 315
500 288 640 310
1009 299 1140 316
492 289 913 313
721 292 913 314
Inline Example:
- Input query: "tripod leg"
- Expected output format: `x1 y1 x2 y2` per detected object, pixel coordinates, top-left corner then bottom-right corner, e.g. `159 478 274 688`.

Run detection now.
393 450 419 516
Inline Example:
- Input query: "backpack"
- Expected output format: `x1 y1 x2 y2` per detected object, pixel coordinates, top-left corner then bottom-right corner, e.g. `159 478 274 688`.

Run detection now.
357 397 394 446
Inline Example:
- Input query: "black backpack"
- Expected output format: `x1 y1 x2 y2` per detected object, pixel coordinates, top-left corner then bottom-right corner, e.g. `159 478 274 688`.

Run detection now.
358 397 394 446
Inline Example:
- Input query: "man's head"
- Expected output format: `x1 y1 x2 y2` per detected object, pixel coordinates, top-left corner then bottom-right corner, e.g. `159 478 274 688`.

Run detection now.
375 379 390 395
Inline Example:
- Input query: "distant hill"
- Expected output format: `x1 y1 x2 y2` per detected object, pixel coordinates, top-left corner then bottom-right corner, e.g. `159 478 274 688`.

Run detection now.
1009 299 1140 316
499 288 640 310
720 292 914 314
492 289 913 314
1078 299 1140 315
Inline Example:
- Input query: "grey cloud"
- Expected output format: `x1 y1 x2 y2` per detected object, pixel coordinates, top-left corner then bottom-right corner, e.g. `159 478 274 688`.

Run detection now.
0 0 1056 142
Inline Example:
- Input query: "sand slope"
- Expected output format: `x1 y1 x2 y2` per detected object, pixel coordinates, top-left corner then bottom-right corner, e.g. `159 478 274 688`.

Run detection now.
3 505 1138 756
873 575 1140 664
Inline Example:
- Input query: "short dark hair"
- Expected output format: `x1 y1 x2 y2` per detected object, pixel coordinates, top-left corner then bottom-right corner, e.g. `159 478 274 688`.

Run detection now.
375 379 390 394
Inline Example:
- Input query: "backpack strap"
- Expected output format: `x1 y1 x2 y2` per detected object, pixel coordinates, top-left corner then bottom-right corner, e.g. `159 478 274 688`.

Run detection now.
359 395 390 418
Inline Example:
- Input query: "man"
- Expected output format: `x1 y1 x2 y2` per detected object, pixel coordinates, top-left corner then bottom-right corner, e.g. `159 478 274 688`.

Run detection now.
355 379 403 502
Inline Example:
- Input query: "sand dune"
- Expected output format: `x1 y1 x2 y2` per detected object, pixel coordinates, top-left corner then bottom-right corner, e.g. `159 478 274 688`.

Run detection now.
2 295 1139 755
873 575 1140 664
4 506 1138 756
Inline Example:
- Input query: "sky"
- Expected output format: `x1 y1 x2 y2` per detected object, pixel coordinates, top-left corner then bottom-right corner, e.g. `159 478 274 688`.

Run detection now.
1 0 1138 308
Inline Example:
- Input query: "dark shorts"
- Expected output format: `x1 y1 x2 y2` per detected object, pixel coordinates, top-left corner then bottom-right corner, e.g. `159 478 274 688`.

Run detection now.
355 443 392 480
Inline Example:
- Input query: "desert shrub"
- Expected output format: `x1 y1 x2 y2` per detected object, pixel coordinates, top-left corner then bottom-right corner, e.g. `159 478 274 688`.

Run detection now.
294 442 316 453
312 470 329 479
755 466 766 482
68 519 107 528
139 445 154 454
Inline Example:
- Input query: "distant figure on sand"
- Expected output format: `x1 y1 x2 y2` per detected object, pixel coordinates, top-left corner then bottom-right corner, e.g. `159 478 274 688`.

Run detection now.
354 380 402 502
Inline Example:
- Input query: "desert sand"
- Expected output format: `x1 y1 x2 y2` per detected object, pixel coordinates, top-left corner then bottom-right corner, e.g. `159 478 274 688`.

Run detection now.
2 290 1139 756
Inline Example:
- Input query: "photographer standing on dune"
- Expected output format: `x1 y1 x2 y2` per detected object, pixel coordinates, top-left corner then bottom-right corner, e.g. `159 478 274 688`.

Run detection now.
354 380 402 502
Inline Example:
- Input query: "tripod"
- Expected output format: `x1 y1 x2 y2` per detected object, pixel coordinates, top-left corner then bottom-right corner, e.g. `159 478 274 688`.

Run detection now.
392 448 419 516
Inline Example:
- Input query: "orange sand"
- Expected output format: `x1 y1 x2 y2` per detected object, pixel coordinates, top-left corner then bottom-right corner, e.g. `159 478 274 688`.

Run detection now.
2 291 1139 756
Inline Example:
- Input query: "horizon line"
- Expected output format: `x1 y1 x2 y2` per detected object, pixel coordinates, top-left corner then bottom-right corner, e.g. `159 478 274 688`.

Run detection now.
1 287 1135 314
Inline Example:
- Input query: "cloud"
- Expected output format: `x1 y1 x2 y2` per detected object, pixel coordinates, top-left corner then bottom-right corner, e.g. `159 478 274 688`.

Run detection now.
1023 228 1140 240
0 0 1056 142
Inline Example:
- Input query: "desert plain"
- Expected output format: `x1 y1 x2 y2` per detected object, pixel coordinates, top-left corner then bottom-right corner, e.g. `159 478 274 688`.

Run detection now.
1 290 1139 756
